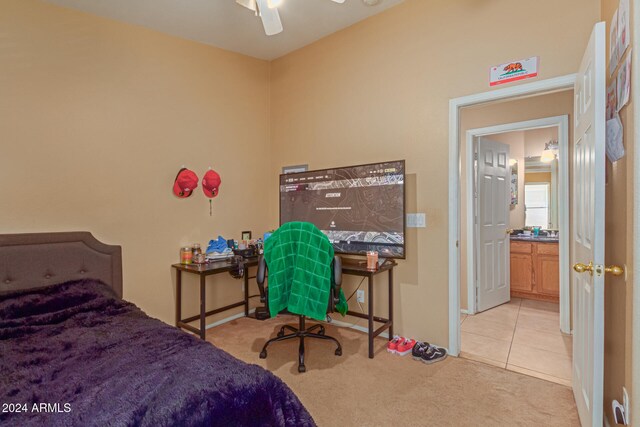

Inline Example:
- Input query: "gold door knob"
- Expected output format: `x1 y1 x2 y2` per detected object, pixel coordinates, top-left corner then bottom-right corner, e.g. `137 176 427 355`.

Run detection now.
573 262 594 275
506 229 514 235
604 265 624 276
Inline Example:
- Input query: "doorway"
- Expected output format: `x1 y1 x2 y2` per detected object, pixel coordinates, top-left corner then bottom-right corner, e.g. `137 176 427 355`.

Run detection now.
447 76 577 357
464 115 570 333
458 115 571 386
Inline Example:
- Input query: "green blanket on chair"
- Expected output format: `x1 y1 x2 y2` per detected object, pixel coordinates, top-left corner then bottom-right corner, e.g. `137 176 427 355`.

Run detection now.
264 222 347 321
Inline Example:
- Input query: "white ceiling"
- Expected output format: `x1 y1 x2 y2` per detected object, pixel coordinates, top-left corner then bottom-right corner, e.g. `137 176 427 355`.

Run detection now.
45 0 405 60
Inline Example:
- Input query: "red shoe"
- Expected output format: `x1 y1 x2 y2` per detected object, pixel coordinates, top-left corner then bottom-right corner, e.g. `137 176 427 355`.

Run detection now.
387 335 403 354
396 338 416 356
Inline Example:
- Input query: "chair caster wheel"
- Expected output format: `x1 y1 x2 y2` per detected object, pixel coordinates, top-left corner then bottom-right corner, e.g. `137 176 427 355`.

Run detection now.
298 365 306 373
277 331 284 338
259 350 267 359
318 328 325 336
335 348 342 356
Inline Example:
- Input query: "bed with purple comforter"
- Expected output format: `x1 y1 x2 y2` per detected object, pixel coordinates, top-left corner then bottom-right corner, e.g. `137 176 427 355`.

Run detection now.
0 279 315 427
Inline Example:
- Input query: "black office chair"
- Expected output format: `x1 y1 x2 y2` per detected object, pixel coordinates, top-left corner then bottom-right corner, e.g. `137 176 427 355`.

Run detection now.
256 255 343 373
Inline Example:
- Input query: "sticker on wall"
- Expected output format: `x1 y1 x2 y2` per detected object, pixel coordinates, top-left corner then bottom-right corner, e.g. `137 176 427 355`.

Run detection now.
489 57 539 87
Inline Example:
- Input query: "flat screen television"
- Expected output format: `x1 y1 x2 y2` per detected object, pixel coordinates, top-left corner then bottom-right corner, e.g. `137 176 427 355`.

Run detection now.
279 160 406 259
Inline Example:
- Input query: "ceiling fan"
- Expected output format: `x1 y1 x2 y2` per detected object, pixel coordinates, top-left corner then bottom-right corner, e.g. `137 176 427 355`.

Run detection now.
236 0 346 36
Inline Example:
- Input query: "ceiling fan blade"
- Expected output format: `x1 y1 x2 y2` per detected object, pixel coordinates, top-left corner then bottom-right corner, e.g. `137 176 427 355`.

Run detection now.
255 0 283 36
236 0 257 12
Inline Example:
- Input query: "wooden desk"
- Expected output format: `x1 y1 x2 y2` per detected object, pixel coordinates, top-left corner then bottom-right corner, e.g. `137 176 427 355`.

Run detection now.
173 257 258 340
341 258 397 358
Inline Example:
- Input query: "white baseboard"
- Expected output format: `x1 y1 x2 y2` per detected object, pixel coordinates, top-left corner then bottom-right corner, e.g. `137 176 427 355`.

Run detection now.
328 317 390 339
205 308 256 330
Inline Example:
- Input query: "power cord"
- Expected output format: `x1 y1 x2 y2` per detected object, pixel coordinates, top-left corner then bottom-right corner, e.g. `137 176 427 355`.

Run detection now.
333 276 366 329
345 276 366 302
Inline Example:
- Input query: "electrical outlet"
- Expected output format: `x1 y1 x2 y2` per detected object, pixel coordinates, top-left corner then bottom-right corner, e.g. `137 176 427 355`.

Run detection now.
623 387 630 424
356 290 365 303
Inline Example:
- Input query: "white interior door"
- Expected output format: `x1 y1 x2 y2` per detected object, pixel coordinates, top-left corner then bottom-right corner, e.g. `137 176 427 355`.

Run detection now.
572 21 606 427
476 137 511 312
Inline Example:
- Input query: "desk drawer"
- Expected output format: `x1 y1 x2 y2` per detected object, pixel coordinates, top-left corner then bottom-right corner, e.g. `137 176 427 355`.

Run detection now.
536 243 559 255
511 241 532 254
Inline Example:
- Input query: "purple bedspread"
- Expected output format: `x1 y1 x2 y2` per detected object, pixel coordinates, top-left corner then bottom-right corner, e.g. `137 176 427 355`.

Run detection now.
0 279 315 427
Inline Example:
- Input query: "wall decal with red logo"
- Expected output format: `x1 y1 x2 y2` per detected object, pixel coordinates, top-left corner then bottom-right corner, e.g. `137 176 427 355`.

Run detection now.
490 56 539 86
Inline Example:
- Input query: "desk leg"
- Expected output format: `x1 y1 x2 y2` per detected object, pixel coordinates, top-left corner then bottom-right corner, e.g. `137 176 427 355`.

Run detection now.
389 268 394 340
200 275 206 340
175 270 182 327
244 268 249 316
368 275 374 359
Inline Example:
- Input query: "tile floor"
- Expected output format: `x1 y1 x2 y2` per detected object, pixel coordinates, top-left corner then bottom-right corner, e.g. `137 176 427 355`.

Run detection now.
460 298 572 387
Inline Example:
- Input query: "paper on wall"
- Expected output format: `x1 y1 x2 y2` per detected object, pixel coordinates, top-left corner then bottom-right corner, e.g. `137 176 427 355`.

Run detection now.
610 9 619 76
618 0 630 57
607 81 617 120
606 114 625 162
617 49 631 112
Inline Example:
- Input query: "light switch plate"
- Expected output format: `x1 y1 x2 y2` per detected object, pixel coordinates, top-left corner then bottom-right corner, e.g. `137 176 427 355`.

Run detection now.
407 213 426 228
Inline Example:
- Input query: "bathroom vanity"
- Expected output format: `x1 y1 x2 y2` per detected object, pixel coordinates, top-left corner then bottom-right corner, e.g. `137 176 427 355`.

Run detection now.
510 236 559 302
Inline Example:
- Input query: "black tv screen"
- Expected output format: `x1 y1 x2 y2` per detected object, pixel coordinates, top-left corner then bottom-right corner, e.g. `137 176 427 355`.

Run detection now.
279 160 405 259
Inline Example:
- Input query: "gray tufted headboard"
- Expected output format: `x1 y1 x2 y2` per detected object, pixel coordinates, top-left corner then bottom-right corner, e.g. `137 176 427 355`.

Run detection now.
0 232 123 298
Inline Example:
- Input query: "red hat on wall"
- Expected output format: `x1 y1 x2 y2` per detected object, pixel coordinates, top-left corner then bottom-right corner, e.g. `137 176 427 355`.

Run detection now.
173 168 199 198
202 169 222 198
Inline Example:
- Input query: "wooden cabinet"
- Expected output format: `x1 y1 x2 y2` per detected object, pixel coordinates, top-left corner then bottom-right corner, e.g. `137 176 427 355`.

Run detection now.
536 243 559 297
510 240 559 302
510 243 533 292
537 254 560 296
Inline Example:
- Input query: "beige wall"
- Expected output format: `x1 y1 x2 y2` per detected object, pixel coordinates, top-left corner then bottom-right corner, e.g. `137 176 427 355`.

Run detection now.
4 3 632 421
524 127 558 157
269 0 599 344
458 92 574 310
601 0 635 424
0 0 272 325
525 172 552 183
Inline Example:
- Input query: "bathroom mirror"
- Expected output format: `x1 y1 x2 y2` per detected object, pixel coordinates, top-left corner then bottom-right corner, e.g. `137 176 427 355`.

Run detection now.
524 155 558 229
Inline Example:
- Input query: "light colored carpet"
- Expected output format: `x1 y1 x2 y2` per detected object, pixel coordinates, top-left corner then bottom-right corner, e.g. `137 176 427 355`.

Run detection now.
207 315 579 426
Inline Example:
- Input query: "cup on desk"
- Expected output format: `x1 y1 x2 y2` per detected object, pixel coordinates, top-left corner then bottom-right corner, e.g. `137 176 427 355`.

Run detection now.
366 251 378 270
180 247 193 265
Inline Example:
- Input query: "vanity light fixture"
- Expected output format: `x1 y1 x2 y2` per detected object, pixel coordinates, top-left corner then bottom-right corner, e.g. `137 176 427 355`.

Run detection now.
541 140 559 163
